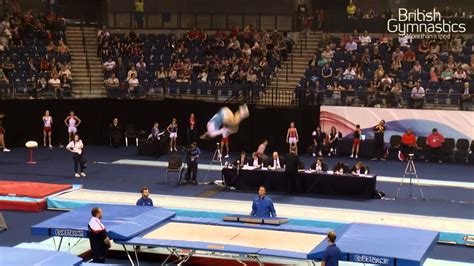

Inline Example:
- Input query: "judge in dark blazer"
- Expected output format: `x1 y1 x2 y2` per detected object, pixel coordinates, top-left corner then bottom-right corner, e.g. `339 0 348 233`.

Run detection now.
351 161 369 175
332 161 350 174
285 146 301 193
234 151 250 167
310 157 328 172
268 151 284 169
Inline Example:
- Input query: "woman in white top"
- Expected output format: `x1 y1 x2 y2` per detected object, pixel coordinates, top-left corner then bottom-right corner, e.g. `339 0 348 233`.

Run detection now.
166 118 178 152
66 133 86 178
64 111 81 142
42 110 53 148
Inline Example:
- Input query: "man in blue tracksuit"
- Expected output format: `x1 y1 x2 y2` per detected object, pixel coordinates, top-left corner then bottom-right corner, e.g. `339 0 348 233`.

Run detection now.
136 187 153 206
250 186 276 217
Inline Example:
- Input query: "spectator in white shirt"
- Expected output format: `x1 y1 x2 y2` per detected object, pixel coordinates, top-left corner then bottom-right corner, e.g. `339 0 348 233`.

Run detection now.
128 73 140 96
103 58 116 72
359 31 372 46
342 66 356 80
135 58 147 72
48 72 62 98
398 34 412 47
411 82 425 109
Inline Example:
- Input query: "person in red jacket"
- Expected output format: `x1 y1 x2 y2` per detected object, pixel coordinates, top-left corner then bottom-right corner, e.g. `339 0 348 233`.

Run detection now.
398 128 417 161
425 128 445 163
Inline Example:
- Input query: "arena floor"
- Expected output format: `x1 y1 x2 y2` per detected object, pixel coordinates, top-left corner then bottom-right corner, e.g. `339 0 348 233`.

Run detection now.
0 145 473 264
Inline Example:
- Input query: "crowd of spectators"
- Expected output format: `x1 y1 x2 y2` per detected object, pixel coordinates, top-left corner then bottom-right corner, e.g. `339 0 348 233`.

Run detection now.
98 25 294 98
0 2 71 98
295 29 473 110
346 2 474 20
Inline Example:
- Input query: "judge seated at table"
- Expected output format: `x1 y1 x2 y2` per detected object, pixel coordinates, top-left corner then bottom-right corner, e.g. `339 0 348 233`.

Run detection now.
310 157 328 172
332 161 349 175
351 161 369 175
251 186 276 217
268 151 284 169
234 151 250 167
250 152 263 168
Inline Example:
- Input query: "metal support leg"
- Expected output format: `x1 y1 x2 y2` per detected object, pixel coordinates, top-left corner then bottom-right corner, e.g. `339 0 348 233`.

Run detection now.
57 237 63 251
134 246 140 266
122 244 135 266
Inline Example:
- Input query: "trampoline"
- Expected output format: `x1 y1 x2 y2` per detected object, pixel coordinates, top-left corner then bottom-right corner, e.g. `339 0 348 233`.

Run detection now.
31 204 439 266
0 246 82 266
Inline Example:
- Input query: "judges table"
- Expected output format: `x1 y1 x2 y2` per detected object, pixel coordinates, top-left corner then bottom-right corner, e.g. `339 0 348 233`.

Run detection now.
222 168 377 199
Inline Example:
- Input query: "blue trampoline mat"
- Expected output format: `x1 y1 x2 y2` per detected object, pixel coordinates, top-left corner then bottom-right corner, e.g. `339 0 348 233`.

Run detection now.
0 246 82 266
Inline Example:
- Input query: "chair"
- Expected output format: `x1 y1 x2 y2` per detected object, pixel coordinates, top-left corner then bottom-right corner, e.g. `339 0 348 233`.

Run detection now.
468 141 474 164
441 138 455 162
166 154 184 184
124 124 139 146
453 138 470 163
416 136 427 160
388 135 402 160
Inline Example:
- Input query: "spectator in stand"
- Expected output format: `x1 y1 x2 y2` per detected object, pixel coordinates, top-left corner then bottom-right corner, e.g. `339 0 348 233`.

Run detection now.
321 63 333 85
345 38 357 53
410 82 425 109
135 58 147 72
60 74 72 94
389 82 403 108
398 128 417 161
103 58 116 74
59 65 72 81
374 65 385 81
417 40 429 55
440 67 453 81
134 0 144 28
57 40 70 61
346 0 357 18
359 31 371 46
2 57 15 74
429 67 439 83
128 73 140 97
127 65 138 81
342 66 356 80
321 46 334 62
403 74 416 90
398 34 412 48
329 81 344 105
392 47 404 62
105 73 120 88
48 72 62 98
403 47 416 63
426 128 445 163
453 68 467 83
460 82 472 110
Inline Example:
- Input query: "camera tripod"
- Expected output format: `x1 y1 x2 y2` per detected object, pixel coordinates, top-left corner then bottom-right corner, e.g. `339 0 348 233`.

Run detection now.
395 154 425 200
202 142 223 184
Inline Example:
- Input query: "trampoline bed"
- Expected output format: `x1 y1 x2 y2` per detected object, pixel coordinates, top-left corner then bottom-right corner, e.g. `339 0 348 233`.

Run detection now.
142 222 326 253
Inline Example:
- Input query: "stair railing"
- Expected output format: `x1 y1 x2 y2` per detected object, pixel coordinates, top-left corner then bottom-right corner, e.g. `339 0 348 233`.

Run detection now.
80 17 92 95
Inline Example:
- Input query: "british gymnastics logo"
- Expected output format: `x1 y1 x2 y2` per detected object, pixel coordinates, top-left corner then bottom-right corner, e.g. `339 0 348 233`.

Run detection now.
54 229 84 237
353 254 390 264
387 8 467 39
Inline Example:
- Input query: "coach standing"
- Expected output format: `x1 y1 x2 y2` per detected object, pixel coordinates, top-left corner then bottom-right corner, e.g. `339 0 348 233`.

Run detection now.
321 231 341 266
250 186 276 217
285 146 301 194
372 120 385 161
88 207 111 263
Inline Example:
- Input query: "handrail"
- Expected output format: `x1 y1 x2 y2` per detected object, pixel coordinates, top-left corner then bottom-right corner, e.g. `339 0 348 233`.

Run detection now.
110 11 295 31
80 19 92 95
